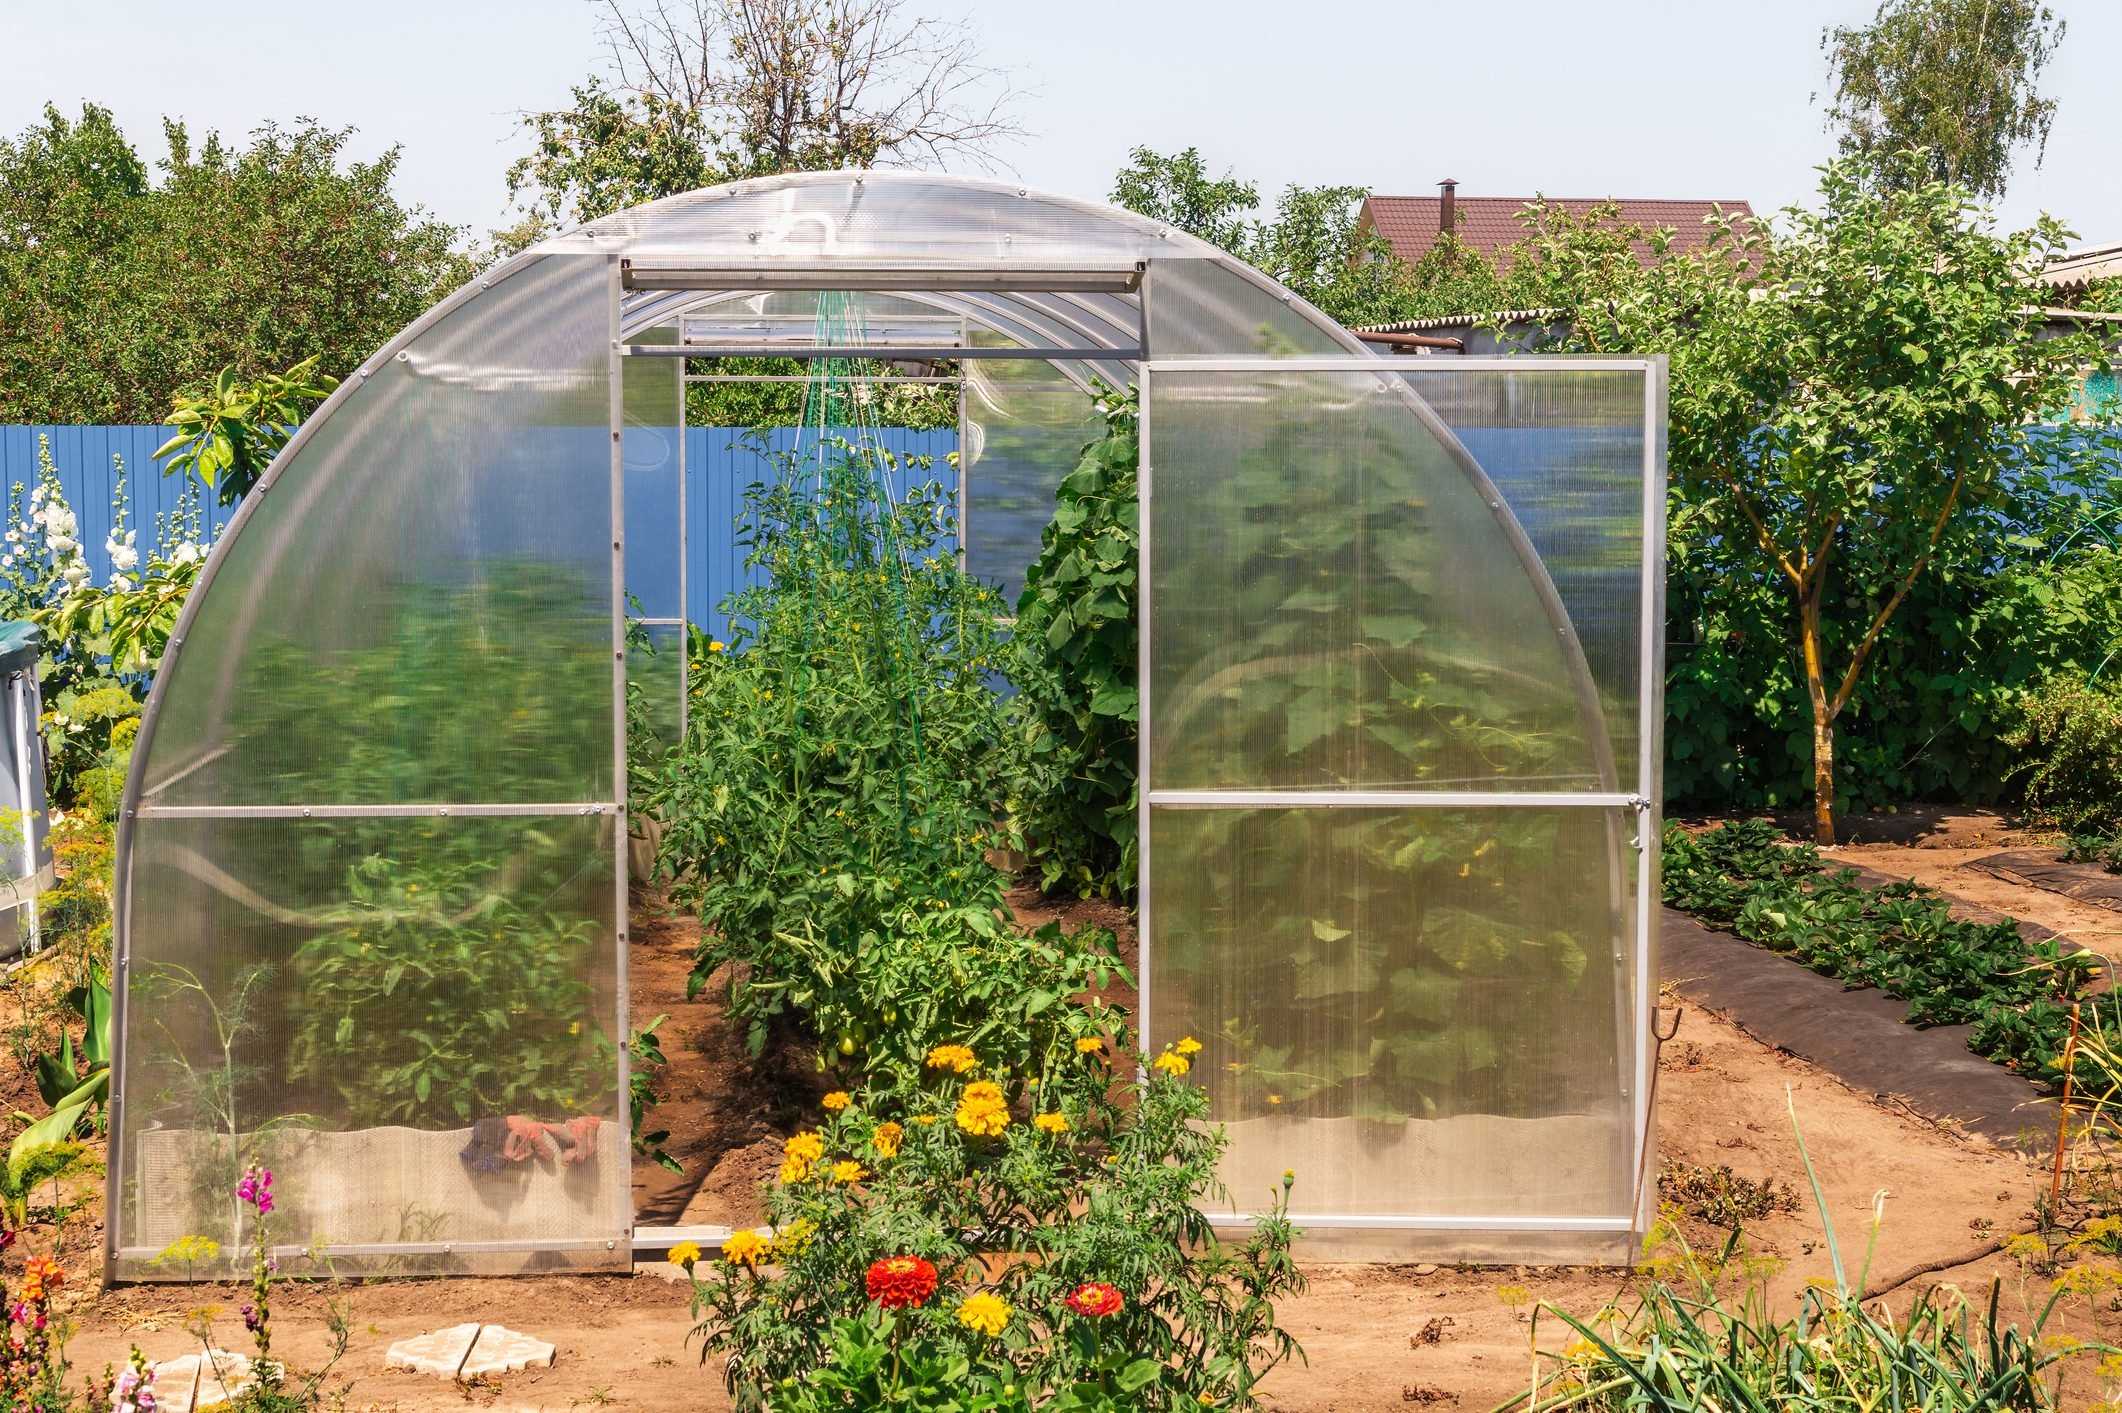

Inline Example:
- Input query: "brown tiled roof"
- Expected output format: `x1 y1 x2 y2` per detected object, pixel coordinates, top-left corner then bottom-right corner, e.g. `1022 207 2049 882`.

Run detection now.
1361 195 1757 271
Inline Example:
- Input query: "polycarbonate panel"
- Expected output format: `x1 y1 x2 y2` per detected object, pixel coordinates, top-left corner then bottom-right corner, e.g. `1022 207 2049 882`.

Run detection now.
136 255 615 807
1146 258 1352 358
114 813 623 1279
1148 367 1616 793
625 324 683 621
1399 369 1647 787
1148 806 1633 1221
961 353 1106 602
540 171 1187 268
628 621 684 754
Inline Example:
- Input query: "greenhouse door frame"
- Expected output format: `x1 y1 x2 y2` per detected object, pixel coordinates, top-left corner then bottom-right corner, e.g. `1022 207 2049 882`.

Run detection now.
1136 355 1667 1248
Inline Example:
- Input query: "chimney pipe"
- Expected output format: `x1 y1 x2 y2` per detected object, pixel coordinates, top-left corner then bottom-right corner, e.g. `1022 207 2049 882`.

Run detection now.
1438 178 1458 239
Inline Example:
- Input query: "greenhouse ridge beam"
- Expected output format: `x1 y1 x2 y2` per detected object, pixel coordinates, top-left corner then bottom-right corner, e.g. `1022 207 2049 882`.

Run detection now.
625 343 1144 361
618 261 1145 293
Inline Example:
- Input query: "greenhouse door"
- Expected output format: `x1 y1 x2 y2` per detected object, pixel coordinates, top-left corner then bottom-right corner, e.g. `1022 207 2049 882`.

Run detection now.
620 318 688 752
1139 357 1664 1263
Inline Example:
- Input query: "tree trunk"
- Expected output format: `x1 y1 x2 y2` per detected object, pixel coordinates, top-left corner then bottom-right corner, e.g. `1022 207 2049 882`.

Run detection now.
1798 574 1838 845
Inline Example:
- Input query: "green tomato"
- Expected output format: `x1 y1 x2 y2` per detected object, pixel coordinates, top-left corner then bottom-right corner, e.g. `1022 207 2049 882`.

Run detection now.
838 1035 857 1057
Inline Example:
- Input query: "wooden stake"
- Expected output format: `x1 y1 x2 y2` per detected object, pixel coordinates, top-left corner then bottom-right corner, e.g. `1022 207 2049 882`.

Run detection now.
2052 1002 2084 1212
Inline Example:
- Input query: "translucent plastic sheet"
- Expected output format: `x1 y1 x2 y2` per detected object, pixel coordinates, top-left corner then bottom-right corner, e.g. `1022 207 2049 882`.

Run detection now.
961 351 1106 603
135 255 615 808
1397 368 1649 787
1149 806 1633 1221
1147 367 1613 794
113 813 624 1279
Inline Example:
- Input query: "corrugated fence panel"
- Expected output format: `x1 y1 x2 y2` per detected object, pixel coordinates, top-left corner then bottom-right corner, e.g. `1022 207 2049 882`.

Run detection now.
0 426 238 583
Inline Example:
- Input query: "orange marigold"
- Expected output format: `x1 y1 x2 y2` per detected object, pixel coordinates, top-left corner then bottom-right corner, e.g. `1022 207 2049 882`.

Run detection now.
955 1080 1011 1137
872 1121 904 1159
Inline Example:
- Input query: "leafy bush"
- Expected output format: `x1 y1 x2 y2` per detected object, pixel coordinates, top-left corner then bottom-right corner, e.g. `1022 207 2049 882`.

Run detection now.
680 1038 1304 1411
2066 833 2122 874
2010 671 2122 836
1008 384 1139 899
1664 821 2099 1079
645 435 1024 1055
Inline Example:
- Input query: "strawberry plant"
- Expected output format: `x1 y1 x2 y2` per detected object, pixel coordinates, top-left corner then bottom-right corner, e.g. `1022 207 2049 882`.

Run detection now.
1664 821 2101 1079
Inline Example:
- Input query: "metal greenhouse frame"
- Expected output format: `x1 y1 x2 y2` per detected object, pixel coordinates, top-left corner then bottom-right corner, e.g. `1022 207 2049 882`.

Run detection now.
106 171 1665 1281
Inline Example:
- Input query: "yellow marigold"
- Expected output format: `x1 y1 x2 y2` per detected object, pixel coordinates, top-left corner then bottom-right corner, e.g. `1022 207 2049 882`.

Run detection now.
1174 1036 1203 1056
1075 1037 1105 1054
779 1156 813 1185
925 1044 978 1074
1152 1051 1191 1077
873 1121 904 1159
955 1080 1011 1137
785 1130 826 1162
667 1240 703 1270
822 1091 853 1112
722 1230 770 1268
831 1160 868 1185
1033 1112 1070 1134
915 1114 938 1126
956 1291 1012 1338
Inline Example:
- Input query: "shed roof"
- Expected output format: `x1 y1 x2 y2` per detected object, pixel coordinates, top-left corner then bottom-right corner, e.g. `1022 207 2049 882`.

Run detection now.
1361 195 1756 271
2041 242 2122 295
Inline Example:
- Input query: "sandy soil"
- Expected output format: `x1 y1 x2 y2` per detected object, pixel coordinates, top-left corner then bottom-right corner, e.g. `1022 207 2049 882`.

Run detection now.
36 850 2119 1411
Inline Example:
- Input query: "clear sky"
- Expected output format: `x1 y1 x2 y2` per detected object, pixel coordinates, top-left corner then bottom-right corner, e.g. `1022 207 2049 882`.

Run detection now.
4 0 2117 247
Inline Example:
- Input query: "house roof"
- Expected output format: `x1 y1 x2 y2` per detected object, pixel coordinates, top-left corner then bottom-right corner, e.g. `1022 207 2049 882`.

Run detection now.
2042 242 2122 294
1360 195 1757 270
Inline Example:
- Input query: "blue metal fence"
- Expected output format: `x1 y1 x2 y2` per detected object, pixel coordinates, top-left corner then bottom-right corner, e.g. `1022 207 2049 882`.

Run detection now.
0 426 238 582
2 426 963 627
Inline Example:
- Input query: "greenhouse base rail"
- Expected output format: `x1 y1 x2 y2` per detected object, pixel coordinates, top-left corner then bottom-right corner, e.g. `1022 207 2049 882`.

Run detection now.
1203 1213 1635 1232
116 1237 630 1262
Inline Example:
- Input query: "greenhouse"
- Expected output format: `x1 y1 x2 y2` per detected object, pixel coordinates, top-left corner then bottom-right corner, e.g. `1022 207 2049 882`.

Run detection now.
105 171 1666 1279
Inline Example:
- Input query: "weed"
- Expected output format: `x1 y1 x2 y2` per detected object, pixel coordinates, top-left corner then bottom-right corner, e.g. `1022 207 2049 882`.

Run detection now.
1657 1159 1798 1227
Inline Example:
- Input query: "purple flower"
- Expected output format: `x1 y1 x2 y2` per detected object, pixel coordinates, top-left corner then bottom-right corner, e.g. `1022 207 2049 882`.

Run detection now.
241 1305 259 1332
0 1230 15 1253
236 1164 274 1215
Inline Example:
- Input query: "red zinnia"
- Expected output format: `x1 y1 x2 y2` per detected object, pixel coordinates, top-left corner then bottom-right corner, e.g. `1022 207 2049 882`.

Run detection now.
865 1256 939 1308
1063 1282 1124 1318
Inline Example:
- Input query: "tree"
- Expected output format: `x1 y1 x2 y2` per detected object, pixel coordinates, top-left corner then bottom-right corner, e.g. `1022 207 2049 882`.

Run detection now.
503 0 1023 244
1107 146 1421 329
0 104 471 424
1532 151 2106 841
1108 146 1257 255
1821 0 2065 199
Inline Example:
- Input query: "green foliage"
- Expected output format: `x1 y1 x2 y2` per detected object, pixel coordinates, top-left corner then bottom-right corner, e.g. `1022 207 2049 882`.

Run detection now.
153 357 337 506
1663 822 2099 1079
2008 672 2122 836
1108 147 1257 255
1536 150 2113 840
0 104 470 424
1667 505 2122 815
286 848 610 1127
2065 833 2122 875
631 1014 683 1175
645 435 1023 1058
1822 0 2065 200
683 1043 1304 1411
1008 385 1138 898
